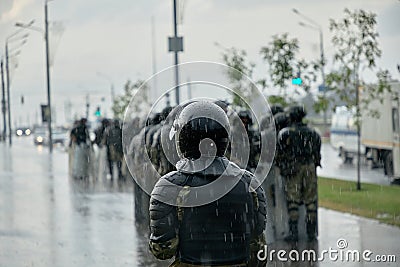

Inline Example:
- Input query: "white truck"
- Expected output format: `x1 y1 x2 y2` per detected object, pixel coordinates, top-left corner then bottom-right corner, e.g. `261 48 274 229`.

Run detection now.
330 82 400 181
361 82 400 180
330 106 365 164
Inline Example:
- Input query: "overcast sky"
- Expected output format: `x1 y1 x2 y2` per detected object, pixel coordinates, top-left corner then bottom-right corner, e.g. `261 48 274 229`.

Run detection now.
0 0 399 126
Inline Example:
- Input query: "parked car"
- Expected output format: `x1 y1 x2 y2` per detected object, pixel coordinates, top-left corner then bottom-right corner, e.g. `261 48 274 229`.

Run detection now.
33 127 47 145
33 127 68 146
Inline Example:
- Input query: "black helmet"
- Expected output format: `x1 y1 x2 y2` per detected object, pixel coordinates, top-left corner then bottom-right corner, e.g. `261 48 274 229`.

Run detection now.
151 113 162 125
274 112 289 132
160 106 173 121
101 118 110 126
270 104 284 116
238 110 253 125
175 101 230 159
287 105 307 123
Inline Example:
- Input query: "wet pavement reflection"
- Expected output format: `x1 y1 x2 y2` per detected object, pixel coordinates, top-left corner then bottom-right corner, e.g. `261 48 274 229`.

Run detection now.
319 143 391 185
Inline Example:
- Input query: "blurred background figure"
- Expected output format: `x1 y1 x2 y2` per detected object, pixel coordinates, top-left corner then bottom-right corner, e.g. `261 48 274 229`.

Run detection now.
70 118 91 179
103 119 124 180
93 118 110 148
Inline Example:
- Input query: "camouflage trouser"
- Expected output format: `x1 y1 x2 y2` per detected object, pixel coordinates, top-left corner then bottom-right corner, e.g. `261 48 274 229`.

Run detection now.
284 163 317 223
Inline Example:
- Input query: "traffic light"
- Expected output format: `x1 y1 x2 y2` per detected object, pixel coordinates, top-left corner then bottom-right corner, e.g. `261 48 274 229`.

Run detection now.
292 71 302 85
95 106 101 117
292 77 302 85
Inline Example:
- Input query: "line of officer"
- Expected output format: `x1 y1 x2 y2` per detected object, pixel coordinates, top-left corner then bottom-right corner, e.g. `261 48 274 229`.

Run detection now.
148 101 267 267
260 104 289 240
128 107 176 225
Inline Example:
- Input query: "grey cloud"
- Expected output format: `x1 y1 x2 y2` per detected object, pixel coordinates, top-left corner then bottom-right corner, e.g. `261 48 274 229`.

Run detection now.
377 3 400 37
0 0 13 19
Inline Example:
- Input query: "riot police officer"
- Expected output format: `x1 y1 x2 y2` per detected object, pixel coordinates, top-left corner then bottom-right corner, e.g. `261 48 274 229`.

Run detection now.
276 106 321 241
149 101 266 266
231 110 260 172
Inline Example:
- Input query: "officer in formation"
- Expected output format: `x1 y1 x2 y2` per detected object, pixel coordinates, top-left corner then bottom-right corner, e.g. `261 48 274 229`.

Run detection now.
276 106 321 242
148 101 266 266
124 100 320 264
260 104 289 240
229 109 261 173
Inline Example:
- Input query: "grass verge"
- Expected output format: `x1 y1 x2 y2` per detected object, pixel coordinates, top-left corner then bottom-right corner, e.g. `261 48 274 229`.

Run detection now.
318 177 400 227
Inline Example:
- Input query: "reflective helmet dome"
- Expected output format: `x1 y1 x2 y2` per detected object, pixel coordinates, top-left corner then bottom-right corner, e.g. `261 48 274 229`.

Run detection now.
175 101 230 159
287 105 307 123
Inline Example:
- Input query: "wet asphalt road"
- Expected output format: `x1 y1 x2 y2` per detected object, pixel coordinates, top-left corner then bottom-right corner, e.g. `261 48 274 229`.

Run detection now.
318 143 392 185
0 138 399 267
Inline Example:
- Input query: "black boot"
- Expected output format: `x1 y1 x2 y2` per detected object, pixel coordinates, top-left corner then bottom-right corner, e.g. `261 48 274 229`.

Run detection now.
307 222 317 241
284 220 298 242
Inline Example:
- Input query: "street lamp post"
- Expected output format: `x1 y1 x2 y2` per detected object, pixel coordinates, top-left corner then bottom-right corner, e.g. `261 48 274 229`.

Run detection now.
1 58 6 142
4 31 28 146
168 0 183 106
173 0 180 106
16 0 53 153
44 0 53 153
5 43 11 145
293 8 327 136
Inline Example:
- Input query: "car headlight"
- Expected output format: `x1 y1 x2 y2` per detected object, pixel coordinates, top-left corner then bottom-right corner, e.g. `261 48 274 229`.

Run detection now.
25 129 31 135
36 136 43 142
16 130 23 136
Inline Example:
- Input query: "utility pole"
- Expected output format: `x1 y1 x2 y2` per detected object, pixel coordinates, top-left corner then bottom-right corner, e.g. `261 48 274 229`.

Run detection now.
1 59 6 142
15 15 53 152
85 94 90 119
173 0 180 105
151 16 158 104
45 0 53 152
5 43 12 145
293 9 327 135
319 29 327 136
355 66 361 190
168 0 183 106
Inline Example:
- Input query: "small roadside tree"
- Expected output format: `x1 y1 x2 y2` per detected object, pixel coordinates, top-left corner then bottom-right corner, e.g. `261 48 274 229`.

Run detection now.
326 8 392 190
220 46 256 108
260 33 318 106
112 79 150 121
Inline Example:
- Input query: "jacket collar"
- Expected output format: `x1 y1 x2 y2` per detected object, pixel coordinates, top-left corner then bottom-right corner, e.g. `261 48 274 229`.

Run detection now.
176 156 244 177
